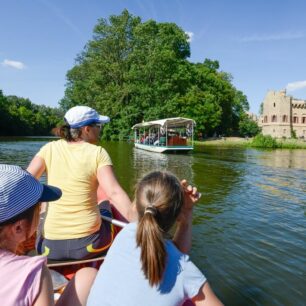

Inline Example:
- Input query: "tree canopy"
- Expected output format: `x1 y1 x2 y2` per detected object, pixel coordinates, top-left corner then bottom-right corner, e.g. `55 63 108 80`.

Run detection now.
61 9 256 140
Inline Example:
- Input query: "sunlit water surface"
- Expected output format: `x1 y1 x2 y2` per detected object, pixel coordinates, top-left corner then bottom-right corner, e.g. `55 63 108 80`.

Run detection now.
1 138 305 306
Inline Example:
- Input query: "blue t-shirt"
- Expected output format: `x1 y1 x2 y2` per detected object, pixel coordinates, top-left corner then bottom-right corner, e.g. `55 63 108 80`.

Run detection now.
88 222 206 306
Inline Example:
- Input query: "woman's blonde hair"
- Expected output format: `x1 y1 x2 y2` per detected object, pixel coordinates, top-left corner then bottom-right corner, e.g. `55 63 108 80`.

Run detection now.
52 124 82 141
135 171 184 286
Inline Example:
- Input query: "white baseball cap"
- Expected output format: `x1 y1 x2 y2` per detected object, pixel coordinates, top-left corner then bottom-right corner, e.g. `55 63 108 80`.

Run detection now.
0 164 62 223
64 106 110 129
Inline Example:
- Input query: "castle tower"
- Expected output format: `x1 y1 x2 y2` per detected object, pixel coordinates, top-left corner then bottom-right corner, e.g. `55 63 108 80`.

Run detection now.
260 90 306 138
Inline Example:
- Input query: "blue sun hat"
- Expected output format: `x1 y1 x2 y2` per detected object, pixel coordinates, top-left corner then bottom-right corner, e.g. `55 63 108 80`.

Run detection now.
0 164 62 223
64 106 110 129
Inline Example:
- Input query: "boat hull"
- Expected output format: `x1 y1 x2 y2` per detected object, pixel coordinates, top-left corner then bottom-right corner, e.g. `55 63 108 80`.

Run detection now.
134 143 193 153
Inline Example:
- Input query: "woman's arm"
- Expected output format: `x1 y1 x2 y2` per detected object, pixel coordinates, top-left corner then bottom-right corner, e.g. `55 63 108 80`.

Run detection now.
27 156 46 179
192 282 224 306
172 208 193 254
33 265 54 306
173 180 200 254
97 165 137 222
27 156 47 213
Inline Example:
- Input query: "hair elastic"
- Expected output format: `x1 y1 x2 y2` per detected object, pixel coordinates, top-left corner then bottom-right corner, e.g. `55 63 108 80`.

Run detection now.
144 205 157 216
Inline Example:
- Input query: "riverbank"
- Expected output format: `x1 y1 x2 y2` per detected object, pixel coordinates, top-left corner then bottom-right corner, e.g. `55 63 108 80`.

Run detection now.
195 137 249 147
195 137 306 149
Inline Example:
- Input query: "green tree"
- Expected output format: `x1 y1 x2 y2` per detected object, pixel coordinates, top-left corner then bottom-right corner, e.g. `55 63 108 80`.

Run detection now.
61 10 251 139
0 91 12 135
61 10 193 139
192 60 246 136
238 113 261 137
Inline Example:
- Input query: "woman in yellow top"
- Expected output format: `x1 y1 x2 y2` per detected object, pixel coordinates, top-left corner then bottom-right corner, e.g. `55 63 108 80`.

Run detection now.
27 106 135 260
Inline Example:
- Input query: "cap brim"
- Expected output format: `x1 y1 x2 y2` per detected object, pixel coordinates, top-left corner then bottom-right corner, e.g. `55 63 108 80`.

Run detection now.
98 115 110 124
39 185 62 202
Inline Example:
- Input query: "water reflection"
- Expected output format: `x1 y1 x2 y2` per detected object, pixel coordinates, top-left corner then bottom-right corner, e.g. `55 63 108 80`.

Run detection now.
252 149 306 170
132 148 195 183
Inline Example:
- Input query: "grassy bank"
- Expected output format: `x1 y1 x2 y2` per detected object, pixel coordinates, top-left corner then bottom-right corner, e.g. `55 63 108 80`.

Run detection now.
273 139 306 149
194 137 249 147
194 136 306 149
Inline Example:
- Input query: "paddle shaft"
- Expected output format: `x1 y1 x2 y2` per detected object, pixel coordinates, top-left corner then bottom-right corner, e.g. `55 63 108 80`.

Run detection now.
101 215 127 228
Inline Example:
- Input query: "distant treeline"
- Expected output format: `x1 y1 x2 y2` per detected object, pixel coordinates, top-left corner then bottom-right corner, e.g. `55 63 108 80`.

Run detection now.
0 90 62 136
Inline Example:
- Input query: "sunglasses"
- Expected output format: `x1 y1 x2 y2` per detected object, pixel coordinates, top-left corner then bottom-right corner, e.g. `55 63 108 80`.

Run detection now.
89 123 102 129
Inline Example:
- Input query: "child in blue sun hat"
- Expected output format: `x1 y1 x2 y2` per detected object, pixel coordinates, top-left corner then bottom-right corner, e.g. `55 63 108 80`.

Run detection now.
0 164 97 306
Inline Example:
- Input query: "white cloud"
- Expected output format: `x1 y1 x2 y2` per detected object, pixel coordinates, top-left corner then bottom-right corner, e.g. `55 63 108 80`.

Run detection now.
1 59 26 70
240 32 305 42
185 31 194 43
286 80 306 92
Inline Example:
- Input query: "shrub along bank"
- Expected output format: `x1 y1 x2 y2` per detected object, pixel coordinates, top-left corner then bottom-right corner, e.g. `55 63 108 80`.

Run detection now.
194 135 306 149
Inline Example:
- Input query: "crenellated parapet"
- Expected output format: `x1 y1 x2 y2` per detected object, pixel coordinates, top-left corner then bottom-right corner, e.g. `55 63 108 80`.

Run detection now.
292 102 306 109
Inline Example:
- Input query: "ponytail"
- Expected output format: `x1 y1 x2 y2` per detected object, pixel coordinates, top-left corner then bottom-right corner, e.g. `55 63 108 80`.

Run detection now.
52 124 81 141
136 210 166 286
52 124 72 141
135 171 184 287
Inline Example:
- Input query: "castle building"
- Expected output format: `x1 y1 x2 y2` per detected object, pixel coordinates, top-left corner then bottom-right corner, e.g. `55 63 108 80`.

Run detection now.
259 90 306 138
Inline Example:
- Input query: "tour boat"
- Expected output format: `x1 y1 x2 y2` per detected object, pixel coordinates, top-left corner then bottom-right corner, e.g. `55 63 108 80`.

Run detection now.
132 117 196 153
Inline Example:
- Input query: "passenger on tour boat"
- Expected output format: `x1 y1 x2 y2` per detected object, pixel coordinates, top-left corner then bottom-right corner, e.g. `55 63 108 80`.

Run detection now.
0 164 97 306
27 106 135 261
88 171 223 306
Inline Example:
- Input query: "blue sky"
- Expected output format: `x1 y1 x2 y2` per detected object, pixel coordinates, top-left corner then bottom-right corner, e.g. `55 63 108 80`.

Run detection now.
0 0 305 114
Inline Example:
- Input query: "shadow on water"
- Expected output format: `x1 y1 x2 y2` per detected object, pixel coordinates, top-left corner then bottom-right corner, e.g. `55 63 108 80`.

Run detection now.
1 139 306 305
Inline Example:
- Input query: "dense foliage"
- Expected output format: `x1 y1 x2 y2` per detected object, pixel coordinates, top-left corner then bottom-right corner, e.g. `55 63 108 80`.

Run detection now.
61 10 257 140
250 134 278 148
238 113 261 137
0 90 62 136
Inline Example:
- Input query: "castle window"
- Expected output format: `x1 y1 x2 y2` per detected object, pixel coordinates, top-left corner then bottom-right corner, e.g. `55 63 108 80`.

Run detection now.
273 103 276 107
293 116 299 124
264 116 268 123
282 115 288 123
302 116 306 124
271 115 277 122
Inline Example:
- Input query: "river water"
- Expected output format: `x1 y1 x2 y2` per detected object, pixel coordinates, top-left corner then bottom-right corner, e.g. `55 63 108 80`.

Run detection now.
0 138 305 306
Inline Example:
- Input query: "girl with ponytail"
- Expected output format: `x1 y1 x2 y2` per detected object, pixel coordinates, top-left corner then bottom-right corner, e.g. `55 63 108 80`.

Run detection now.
88 171 223 306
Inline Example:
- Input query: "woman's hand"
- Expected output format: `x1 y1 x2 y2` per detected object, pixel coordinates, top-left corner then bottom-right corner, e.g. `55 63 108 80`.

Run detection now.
180 179 201 215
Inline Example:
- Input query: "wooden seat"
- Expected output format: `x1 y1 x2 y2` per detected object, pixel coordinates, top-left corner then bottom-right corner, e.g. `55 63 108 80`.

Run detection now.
159 136 166 146
27 248 105 267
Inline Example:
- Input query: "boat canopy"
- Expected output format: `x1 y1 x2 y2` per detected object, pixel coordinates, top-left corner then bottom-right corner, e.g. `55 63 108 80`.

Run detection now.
132 117 196 129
